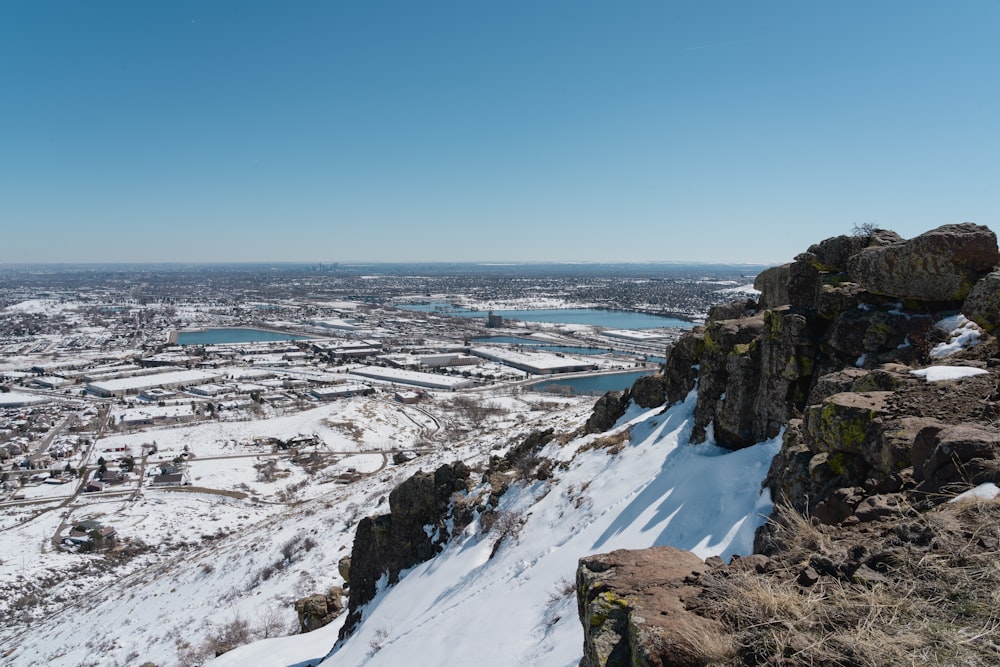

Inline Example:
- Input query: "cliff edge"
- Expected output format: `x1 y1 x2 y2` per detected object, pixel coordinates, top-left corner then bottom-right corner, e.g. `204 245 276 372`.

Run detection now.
577 223 1000 666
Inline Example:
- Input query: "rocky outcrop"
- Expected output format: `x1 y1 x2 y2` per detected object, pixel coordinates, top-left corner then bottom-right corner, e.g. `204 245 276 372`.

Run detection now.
582 373 671 435
339 461 471 640
846 223 998 302
753 264 790 309
295 586 345 633
585 391 631 434
577 547 724 667
629 375 669 409
962 269 1000 332
579 222 1000 666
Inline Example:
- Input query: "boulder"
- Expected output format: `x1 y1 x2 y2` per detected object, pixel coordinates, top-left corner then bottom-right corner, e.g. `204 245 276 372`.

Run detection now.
337 556 351 585
707 298 756 322
962 269 1000 332
815 281 864 320
585 390 631 434
629 374 668 409
754 263 791 309
804 391 891 457
913 424 1000 493
294 587 345 633
846 223 999 302
577 547 724 667
807 368 871 406
807 234 874 272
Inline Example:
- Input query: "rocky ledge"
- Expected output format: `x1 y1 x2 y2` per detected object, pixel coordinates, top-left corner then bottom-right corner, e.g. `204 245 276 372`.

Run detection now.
578 222 1000 666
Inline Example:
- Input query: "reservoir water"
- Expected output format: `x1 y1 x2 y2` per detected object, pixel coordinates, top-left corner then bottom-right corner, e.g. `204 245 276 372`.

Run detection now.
531 370 652 396
175 328 309 346
399 303 691 329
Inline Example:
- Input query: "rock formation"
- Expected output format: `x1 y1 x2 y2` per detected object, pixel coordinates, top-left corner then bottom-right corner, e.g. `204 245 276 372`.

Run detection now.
339 461 471 640
576 223 1000 666
294 586 345 633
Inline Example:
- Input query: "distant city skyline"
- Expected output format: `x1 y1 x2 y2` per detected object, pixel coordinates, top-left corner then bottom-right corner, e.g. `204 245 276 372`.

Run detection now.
2 2 998 264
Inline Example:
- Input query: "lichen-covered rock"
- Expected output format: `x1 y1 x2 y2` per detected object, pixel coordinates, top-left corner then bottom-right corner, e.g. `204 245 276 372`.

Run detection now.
815 281 864 320
693 315 766 445
847 223 999 302
962 269 1000 332
804 391 891 456
807 234 870 272
577 547 723 667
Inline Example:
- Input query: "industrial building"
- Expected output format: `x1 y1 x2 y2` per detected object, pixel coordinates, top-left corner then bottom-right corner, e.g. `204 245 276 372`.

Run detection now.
349 366 476 390
86 369 225 398
469 347 598 375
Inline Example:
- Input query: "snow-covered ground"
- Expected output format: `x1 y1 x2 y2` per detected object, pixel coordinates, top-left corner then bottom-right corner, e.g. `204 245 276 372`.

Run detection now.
209 391 779 667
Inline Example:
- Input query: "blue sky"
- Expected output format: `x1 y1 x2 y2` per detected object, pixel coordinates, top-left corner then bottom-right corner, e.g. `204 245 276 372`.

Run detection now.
2 1 998 264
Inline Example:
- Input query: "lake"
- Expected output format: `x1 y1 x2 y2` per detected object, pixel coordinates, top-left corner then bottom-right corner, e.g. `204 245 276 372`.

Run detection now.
531 370 653 396
399 303 692 329
174 328 310 345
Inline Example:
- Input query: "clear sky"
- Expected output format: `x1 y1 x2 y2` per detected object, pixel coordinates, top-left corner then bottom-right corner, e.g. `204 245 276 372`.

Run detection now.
2 1 998 264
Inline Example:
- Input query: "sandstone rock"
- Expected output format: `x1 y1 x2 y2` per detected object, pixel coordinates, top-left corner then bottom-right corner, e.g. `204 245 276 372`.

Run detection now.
577 547 724 667
629 374 667 409
847 223 999 302
295 589 345 633
962 269 1000 332
754 263 791 309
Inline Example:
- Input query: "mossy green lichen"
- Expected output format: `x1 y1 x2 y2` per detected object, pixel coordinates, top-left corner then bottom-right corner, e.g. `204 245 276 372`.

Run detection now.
765 311 783 340
589 590 631 627
827 451 850 476
813 400 876 453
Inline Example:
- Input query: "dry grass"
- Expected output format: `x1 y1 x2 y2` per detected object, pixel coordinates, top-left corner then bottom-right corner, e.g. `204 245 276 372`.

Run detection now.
698 498 1000 666
578 428 630 455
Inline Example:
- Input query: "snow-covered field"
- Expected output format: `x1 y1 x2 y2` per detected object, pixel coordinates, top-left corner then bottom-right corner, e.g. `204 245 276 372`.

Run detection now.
0 363 779 667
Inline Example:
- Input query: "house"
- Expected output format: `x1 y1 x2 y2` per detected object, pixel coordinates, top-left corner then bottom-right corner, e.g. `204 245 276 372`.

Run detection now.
97 470 125 485
84 480 105 493
66 521 116 550
150 473 188 487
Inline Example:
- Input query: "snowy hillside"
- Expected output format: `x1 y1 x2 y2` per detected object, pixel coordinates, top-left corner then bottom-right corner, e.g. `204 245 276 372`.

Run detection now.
210 390 779 667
